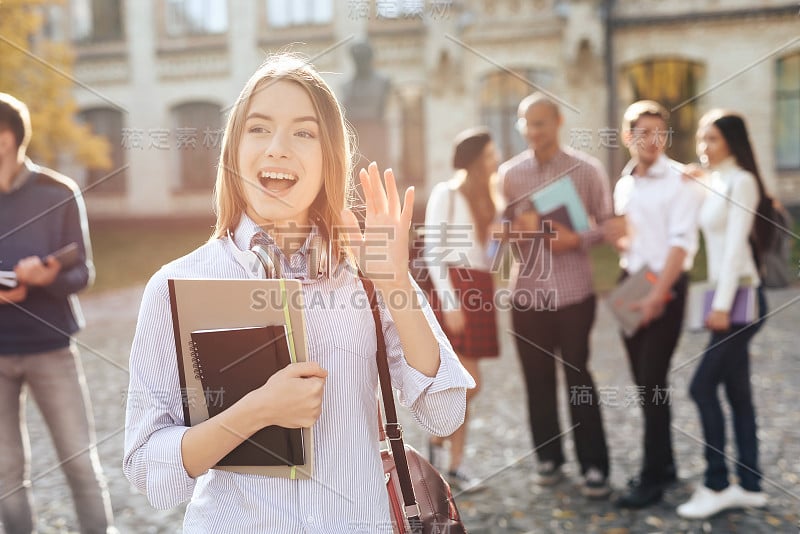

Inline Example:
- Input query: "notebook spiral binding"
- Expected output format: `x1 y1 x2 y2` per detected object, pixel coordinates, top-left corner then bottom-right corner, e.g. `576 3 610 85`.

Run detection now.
189 339 204 380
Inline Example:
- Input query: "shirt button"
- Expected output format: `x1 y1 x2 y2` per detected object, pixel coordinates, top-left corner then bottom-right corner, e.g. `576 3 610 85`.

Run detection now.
306 515 315 523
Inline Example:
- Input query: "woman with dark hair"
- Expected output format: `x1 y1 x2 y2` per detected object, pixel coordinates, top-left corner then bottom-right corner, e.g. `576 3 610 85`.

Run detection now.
677 110 771 519
424 127 501 491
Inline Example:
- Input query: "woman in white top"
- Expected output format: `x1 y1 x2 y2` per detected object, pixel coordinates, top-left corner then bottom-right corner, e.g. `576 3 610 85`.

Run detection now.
424 127 500 491
123 54 474 533
677 110 772 520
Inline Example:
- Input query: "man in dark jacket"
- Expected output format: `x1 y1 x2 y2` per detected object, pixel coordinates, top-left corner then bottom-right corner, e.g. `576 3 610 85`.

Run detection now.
0 93 115 533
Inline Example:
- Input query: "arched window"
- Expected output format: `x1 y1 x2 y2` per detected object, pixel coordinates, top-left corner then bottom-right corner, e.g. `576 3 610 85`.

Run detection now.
480 69 555 161
78 107 127 194
776 52 800 170
622 59 705 165
171 102 223 191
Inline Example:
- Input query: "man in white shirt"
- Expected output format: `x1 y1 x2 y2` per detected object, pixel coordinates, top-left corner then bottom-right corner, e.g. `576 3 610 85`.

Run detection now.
611 101 703 508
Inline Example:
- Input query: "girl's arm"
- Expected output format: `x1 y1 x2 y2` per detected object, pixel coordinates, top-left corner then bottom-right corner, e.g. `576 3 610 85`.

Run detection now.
707 171 759 330
124 272 200 509
713 171 759 312
180 361 326 477
342 163 474 436
342 163 440 377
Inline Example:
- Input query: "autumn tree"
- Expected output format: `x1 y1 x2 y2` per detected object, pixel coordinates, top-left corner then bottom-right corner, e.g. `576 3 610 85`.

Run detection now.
0 0 110 172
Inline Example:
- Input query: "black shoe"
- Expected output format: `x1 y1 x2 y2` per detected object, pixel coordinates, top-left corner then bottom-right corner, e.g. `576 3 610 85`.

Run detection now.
615 482 663 509
627 467 678 489
534 460 563 486
581 467 611 499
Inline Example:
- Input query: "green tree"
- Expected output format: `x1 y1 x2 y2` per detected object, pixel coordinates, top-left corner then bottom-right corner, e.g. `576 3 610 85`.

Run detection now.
0 0 110 170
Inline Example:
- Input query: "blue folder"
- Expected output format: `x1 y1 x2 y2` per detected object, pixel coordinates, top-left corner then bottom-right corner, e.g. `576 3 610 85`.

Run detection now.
529 176 590 232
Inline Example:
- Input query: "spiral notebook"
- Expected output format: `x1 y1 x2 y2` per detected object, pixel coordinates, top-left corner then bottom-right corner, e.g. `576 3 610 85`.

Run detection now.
168 278 313 479
189 325 304 467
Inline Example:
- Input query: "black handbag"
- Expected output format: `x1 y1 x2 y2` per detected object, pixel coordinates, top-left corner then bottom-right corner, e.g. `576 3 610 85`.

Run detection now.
361 277 468 534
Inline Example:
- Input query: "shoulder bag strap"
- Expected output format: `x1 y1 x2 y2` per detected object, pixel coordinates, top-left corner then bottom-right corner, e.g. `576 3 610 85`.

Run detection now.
360 274 423 530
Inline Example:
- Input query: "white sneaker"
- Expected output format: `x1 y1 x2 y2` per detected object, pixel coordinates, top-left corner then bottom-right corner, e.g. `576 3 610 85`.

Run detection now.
677 484 766 519
677 485 731 519
726 484 768 508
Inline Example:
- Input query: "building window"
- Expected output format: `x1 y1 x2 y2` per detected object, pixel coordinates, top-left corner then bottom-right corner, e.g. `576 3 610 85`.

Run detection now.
78 108 127 194
776 53 800 170
71 0 124 43
165 0 228 37
622 59 705 165
171 102 222 192
267 0 332 27
480 68 554 162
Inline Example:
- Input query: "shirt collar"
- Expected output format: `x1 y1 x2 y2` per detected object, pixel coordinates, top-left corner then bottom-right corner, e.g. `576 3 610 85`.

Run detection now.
231 213 325 279
531 147 567 168
231 214 262 251
623 154 672 179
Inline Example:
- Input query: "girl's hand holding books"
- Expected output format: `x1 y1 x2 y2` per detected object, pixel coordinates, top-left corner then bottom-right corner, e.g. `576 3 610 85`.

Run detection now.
247 361 328 429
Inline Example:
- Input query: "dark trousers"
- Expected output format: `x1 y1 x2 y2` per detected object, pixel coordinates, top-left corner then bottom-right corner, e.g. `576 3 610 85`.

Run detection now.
511 295 609 476
689 287 767 492
621 272 688 485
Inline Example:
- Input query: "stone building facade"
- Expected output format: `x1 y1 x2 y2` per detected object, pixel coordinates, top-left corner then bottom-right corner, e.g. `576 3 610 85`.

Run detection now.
56 0 799 217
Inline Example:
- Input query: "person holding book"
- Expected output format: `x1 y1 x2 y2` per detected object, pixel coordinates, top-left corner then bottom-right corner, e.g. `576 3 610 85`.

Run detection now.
499 92 622 498
676 110 771 519
611 101 704 508
424 127 501 491
0 93 117 533
123 54 474 532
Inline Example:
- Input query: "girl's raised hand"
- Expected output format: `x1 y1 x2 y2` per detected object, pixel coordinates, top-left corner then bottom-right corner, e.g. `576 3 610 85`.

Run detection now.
341 162 415 289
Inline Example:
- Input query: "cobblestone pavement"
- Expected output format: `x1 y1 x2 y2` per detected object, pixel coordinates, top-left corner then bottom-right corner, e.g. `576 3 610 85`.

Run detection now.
3 285 799 533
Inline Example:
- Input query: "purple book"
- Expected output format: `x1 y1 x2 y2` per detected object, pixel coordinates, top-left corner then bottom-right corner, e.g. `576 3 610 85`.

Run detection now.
703 286 757 326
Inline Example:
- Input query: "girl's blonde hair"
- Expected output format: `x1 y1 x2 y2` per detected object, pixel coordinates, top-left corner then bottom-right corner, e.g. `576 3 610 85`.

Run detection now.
212 54 354 260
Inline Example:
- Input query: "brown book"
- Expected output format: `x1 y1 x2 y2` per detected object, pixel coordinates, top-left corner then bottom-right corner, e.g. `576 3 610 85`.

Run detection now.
190 325 304 466
168 278 313 479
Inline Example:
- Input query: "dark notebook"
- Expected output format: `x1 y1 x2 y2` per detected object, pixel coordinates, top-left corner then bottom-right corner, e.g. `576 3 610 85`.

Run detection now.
540 205 574 231
189 325 304 466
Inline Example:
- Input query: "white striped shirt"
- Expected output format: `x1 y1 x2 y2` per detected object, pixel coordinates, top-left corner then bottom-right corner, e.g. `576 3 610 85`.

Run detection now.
123 214 473 533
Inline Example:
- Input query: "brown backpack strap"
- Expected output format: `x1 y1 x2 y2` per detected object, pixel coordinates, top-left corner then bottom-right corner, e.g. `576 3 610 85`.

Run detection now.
360 274 423 530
